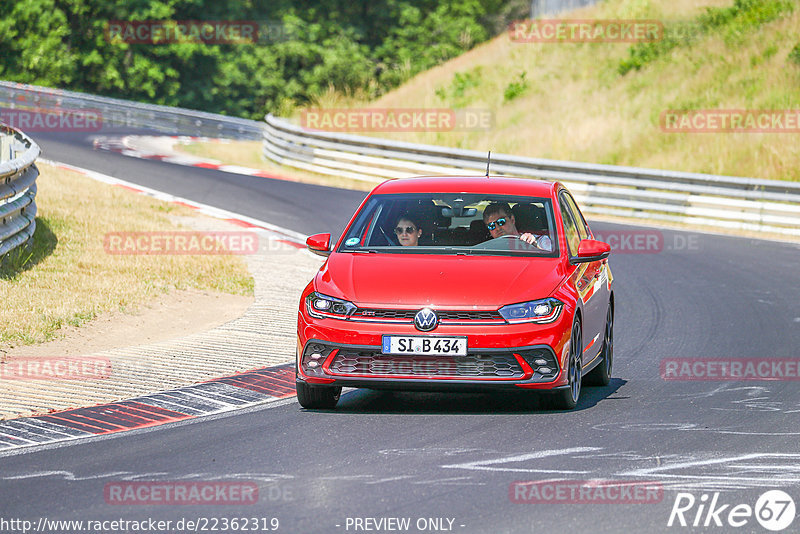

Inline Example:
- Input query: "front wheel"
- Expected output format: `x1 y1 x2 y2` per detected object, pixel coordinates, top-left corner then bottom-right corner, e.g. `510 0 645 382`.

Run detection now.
296 382 341 409
550 318 582 410
584 305 613 386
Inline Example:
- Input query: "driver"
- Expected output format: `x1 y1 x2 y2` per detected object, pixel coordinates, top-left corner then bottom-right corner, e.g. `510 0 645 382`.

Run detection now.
483 202 552 251
394 213 423 246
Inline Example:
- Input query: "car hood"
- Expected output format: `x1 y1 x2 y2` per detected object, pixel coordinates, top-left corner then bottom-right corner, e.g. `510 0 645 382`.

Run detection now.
315 252 566 308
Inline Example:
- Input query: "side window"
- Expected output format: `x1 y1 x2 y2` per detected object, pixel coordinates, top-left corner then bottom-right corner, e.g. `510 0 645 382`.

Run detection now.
559 196 580 256
562 192 590 240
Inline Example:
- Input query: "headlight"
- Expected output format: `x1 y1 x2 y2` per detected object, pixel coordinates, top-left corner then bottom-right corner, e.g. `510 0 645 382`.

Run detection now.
498 298 563 324
306 292 357 319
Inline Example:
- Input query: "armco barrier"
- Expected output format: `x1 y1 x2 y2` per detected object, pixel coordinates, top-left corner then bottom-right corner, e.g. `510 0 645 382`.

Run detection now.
0 81 263 140
0 123 39 261
262 114 800 237
2 82 796 237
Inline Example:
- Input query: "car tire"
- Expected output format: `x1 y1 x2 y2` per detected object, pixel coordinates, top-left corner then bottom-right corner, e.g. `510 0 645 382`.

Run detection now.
584 305 613 387
296 382 341 409
549 317 582 410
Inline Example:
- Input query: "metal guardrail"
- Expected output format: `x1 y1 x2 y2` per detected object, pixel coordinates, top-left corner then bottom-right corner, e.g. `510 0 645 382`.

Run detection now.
530 0 600 18
262 114 800 236
1 82 796 239
0 123 39 261
0 81 263 140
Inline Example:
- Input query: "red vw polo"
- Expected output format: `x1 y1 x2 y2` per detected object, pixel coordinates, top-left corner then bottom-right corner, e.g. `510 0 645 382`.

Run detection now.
296 176 614 410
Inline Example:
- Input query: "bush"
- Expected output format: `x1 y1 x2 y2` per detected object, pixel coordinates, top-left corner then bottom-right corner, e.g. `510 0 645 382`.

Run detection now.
619 0 794 75
503 71 528 102
435 68 483 106
789 43 800 65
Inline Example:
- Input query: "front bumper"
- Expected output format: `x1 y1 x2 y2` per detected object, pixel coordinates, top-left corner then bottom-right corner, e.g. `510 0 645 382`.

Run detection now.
297 309 574 392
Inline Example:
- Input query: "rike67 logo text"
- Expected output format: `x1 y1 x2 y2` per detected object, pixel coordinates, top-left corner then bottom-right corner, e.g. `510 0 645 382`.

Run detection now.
668 491 795 531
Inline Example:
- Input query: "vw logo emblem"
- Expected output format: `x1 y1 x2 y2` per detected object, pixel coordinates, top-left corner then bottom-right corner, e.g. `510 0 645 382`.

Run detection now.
414 308 438 332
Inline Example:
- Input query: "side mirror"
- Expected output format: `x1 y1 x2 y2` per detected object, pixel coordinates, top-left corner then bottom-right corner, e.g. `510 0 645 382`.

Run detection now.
306 233 332 257
570 239 611 264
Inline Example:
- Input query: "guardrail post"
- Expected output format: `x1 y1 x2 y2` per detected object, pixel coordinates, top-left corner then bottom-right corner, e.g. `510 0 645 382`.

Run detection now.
0 134 11 163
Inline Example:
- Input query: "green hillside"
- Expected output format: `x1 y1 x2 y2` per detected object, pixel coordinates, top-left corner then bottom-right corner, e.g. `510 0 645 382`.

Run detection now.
334 0 800 181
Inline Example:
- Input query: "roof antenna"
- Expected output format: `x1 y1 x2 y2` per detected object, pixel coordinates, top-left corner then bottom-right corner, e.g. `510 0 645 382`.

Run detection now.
485 151 491 177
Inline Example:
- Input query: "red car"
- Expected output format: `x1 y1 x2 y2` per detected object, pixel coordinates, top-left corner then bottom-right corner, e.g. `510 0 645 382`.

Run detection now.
296 176 614 410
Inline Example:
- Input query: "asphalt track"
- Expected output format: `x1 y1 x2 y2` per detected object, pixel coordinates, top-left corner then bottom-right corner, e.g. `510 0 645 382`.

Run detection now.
2 130 800 533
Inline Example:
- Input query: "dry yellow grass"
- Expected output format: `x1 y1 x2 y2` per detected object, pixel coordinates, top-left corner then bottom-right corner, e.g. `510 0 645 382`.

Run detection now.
0 162 254 348
354 0 800 181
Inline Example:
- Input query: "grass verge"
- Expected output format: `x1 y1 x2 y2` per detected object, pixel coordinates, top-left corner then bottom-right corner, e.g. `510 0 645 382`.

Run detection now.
0 162 254 348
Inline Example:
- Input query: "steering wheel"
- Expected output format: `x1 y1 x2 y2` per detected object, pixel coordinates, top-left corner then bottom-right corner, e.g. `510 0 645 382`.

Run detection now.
471 234 533 250
378 225 398 246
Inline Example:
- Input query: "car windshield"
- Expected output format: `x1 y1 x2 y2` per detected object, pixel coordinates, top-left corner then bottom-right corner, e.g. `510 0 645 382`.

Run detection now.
337 193 558 257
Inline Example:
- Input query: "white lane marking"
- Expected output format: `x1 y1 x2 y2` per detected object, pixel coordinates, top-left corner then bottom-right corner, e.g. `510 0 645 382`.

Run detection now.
0 431 37 444
411 477 485 486
218 165 261 175
317 475 372 481
672 384 771 400
121 472 171 481
620 453 800 485
8 420 82 438
571 451 684 462
162 156 206 166
379 447 489 456
364 476 415 485
730 464 800 472
2 470 133 481
0 470 295 482
0 395 299 459
592 421 800 436
441 447 601 473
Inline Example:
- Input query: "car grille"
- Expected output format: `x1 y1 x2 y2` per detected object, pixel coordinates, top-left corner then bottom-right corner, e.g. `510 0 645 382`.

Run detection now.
352 308 504 323
328 351 524 378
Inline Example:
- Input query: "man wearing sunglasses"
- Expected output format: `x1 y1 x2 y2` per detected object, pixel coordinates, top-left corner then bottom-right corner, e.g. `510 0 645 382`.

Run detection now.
483 202 552 251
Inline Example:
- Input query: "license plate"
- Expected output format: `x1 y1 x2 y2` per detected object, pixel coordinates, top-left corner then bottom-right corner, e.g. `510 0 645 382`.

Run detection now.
382 335 467 356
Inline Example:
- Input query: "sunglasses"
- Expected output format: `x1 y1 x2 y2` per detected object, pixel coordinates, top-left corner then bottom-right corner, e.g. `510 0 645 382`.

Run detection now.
485 217 507 231
394 226 417 235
